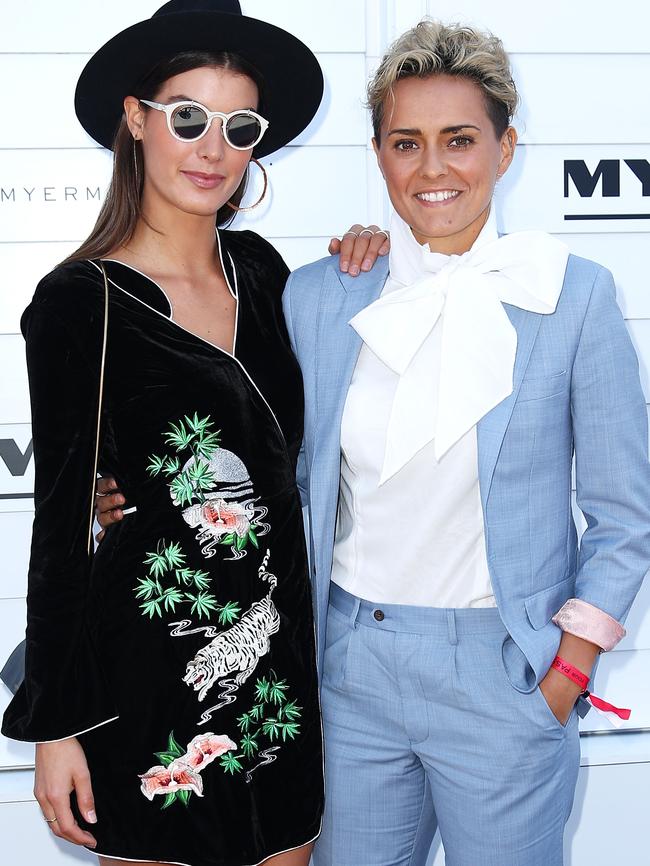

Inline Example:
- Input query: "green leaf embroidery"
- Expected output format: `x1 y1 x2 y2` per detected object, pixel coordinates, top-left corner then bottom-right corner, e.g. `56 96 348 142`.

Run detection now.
164 542 187 569
254 677 271 703
217 601 241 626
163 455 181 476
279 700 302 722
134 577 159 600
144 549 169 578
161 586 184 612
236 534 248 551
167 731 184 757
194 431 221 459
169 473 194 507
175 567 195 586
161 791 177 810
241 734 259 758
249 704 265 722
190 591 219 619
220 753 244 775
280 721 300 741
220 533 236 546
146 454 166 476
248 529 259 549
192 570 211 591
236 712 251 732
187 460 215 490
154 750 178 767
140 598 162 619
261 719 281 742
268 679 289 705
177 789 191 807
164 420 194 451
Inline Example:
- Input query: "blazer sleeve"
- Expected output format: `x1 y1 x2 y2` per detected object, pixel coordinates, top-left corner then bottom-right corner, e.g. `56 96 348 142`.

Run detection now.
2 285 118 743
563 266 650 646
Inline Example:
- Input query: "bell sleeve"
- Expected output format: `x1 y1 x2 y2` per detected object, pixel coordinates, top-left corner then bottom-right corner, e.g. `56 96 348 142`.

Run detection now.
2 282 119 743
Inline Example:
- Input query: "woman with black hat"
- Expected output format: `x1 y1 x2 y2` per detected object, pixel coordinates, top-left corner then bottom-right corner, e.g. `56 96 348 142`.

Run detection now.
1 2 384 864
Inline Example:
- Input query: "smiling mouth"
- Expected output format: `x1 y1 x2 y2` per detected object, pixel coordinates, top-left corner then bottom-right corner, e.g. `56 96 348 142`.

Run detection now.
416 190 460 202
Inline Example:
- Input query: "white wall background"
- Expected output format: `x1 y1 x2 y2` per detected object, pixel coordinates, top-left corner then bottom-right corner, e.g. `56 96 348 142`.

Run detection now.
1 1 648 863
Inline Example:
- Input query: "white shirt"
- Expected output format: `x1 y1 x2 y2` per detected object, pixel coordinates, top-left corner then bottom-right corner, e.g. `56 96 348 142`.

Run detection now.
331 214 497 607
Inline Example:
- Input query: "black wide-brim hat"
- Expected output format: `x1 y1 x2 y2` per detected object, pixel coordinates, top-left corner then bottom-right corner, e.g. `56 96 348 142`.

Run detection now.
74 0 324 158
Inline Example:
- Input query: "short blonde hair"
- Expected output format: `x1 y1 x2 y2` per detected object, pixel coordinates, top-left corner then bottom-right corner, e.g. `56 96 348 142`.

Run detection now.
368 19 519 141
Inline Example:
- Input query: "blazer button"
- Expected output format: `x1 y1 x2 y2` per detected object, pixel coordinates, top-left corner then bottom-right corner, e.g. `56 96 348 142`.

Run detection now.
373 609 385 622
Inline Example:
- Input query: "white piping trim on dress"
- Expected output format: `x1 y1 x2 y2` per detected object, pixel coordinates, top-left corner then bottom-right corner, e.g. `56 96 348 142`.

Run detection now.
34 715 119 744
90 258 285 442
91 827 323 866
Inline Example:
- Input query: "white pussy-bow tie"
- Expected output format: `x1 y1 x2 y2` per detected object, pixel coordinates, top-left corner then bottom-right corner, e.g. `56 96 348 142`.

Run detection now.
350 212 569 484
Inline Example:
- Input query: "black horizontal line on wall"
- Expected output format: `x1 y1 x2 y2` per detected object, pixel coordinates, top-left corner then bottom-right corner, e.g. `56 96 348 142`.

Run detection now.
564 214 650 220
0 494 33 500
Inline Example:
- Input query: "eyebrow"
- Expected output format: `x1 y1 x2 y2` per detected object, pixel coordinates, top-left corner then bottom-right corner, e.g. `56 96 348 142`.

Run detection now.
386 124 481 136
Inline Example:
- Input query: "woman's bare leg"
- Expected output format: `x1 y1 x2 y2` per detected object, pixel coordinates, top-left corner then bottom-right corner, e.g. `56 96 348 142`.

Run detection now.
262 841 314 866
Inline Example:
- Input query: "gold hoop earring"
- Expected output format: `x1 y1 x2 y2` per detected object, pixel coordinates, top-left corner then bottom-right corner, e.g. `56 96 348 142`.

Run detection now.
226 158 268 212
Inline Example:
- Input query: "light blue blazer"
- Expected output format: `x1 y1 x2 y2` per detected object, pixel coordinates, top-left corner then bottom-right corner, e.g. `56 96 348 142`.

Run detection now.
282 253 650 692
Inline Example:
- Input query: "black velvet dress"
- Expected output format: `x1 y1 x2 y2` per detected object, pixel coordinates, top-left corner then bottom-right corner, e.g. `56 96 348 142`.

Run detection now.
2 230 323 866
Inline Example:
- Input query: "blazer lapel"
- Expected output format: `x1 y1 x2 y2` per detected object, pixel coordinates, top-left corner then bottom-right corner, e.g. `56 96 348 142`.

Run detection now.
477 304 543 511
313 260 389 469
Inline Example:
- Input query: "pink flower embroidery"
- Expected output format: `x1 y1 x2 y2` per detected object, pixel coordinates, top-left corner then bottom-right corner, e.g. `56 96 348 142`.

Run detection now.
139 732 237 802
139 759 204 801
202 499 251 538
186 733 238 771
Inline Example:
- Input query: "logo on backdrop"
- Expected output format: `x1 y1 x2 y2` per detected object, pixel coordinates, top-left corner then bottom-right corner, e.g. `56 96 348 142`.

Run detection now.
0 187 103 203
564 159 650 221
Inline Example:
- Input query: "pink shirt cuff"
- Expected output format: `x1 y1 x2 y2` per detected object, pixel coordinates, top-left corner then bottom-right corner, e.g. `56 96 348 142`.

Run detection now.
552 598 626 651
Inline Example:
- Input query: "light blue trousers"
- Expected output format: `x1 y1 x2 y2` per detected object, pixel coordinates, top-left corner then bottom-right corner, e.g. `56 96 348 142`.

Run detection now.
313 584 581 866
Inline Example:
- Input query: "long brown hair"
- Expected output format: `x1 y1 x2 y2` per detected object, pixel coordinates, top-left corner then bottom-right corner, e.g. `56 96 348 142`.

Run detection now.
64 50 266 265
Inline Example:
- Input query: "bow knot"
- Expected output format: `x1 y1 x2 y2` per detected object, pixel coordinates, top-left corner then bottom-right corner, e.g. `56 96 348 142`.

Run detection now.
350 208 569 484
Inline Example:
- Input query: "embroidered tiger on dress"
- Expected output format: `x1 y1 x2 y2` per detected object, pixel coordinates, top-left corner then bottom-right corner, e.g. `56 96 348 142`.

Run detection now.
183 551 279 703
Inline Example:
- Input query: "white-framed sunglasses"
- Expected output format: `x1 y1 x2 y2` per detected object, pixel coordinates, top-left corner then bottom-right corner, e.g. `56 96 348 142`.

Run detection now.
140 99 269 150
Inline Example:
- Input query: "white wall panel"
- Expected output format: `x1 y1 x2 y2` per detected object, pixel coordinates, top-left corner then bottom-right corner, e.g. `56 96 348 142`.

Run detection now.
512 54 650 145
0 0 367 53
394 0 650 53
0 340 29 422
0 53 367 150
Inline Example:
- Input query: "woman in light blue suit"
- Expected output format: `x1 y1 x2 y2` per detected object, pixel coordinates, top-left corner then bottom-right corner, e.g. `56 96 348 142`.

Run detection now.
283 20 650 866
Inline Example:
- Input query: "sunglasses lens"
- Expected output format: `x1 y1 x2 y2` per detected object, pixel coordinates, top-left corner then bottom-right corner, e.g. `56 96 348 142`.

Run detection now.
226 113 263 149
171 104 209 140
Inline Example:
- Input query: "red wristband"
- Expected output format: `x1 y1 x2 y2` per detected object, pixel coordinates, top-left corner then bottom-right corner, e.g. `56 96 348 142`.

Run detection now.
551 655 632 724
551 655 589 691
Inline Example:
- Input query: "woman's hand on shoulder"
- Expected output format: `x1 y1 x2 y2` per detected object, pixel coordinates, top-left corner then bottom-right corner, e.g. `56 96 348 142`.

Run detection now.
95 476 125 541
35 738 97 848
329 224 389 276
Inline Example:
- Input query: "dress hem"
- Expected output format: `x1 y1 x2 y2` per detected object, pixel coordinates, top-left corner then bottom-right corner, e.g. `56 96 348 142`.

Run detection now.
90 819 323 866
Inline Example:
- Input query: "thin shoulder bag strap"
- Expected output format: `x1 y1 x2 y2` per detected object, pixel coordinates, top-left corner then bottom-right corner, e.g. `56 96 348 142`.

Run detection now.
86 261 109 556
